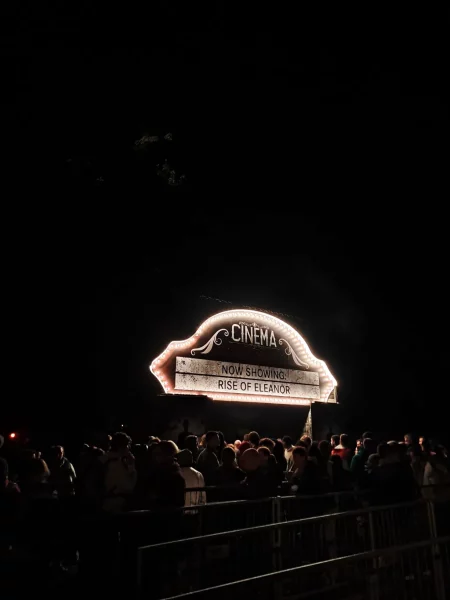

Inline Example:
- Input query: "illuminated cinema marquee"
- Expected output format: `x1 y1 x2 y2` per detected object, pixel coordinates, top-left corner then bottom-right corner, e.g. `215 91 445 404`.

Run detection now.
150 310 337 406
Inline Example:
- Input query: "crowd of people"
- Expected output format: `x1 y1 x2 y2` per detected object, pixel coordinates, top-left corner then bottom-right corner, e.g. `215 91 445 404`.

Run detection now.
1 425 450 593
1 426 449 521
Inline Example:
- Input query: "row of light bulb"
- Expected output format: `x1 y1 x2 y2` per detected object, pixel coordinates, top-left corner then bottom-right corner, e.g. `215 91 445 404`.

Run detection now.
150 309 337 402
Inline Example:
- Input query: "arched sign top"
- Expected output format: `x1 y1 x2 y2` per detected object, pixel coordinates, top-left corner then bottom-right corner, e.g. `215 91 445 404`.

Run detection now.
150 309 337 406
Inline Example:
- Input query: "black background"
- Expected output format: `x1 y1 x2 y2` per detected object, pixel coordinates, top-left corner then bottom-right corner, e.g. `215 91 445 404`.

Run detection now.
5 3 449 446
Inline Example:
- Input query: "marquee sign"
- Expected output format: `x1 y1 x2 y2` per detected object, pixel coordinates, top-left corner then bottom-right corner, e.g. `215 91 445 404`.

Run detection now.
150 309 337 406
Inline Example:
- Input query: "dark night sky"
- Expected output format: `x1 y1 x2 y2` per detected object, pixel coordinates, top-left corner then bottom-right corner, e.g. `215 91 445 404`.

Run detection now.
5 4 449 442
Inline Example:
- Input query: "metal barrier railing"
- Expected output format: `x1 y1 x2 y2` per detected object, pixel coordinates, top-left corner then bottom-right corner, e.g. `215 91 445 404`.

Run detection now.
72 488 373 587
136 497 450 599
95 485 450 572
155 536 450 600
181 484 450 538
182 492 273 534
183 484 364 506
180 487 370 537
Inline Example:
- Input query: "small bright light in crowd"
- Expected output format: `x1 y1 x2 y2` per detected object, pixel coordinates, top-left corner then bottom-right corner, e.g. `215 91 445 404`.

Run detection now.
9 432 17 439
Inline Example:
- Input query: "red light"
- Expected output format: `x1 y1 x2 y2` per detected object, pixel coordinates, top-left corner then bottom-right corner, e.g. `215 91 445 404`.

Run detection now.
9 432 16 439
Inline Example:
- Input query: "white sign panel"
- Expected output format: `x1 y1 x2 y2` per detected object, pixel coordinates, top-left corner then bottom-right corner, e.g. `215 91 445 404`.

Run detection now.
175 373 320 399
176 357 319 386
174 357 320 400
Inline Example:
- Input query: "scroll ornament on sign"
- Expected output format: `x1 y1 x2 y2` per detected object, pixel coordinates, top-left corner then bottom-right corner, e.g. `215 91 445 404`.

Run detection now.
191 328 229 356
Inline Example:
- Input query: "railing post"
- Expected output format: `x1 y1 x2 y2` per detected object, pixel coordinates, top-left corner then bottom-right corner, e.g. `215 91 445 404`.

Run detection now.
136 547 142 600
334 493 339 513
114 530 122 588
271 496 283 600
368 511 379 600
427 500 445 600
198 503 204 536
271 496 282 568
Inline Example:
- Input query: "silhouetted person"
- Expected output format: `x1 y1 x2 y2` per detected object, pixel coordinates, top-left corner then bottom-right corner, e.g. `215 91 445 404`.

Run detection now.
318 439 331 461
282 436 294 469
78 446 106 508
259 437 275 452
216 446 245 485
20 458 54 499
408 444 425 487
351 438 376 489
311 442 330 491
177 449 206 508
377 442 388 462
19 459 62 566
196 431 220 485
299 435 312 450
404 433 413 448
248 431 260 448
185 435 199 462
76 443 91 482
370 442 418 505
99 432 137 513
317 440 333 486
290 447 321 495
419 436 431 453
329 454 350 491
331 434 340 451
273 440 287 473
48 445 76 497
217 431 225 457
366 453 380 474
0 458 21 542
258 446 282 491
423 445 450 500
146 441 185 510
237 441 251 457
331 434 352 470
240 448 273 499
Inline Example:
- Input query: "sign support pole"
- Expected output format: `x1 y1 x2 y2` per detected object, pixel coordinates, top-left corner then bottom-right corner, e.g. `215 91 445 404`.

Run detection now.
302 402 313 438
